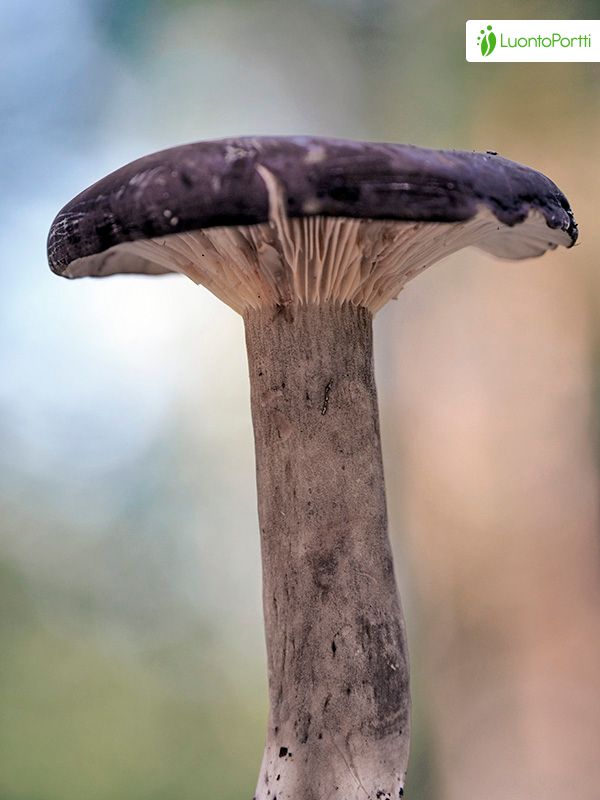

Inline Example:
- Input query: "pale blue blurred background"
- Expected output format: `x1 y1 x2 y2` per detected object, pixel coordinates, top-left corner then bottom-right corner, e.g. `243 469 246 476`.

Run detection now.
2 1 599 798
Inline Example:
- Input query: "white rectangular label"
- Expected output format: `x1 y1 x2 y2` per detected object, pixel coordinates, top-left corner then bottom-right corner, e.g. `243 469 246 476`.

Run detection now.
466 19 600 62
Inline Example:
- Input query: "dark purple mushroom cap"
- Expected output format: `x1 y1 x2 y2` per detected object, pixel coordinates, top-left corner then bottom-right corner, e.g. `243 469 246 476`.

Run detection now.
47 136 577 311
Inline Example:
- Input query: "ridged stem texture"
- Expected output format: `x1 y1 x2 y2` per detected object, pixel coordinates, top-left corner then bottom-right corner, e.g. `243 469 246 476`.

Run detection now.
245 302 410 800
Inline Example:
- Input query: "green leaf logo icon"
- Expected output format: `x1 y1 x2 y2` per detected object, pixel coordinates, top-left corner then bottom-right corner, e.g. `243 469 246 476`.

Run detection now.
477 24 497 57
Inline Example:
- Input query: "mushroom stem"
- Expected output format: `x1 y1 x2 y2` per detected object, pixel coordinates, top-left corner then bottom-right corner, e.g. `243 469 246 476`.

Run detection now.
245 302 410 800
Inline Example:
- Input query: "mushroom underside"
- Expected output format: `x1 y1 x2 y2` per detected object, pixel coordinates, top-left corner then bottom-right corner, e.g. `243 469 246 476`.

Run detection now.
62 208 570 314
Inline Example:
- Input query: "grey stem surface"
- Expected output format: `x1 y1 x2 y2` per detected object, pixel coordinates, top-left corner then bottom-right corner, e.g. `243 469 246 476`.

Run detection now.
244 302 410 800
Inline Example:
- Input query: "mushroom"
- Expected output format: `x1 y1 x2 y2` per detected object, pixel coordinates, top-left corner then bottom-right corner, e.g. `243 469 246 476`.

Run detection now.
47 136 577 800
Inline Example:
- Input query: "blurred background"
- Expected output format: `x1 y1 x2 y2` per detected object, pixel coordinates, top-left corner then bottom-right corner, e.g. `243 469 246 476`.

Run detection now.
1 0 599 797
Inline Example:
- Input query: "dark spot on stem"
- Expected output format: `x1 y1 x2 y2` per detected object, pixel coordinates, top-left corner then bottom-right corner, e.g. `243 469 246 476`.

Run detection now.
358 615 409 737
278 747 288 757
321 380 333 415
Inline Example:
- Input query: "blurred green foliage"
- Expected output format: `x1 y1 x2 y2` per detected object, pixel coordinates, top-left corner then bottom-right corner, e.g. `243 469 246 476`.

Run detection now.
0 562 264 799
